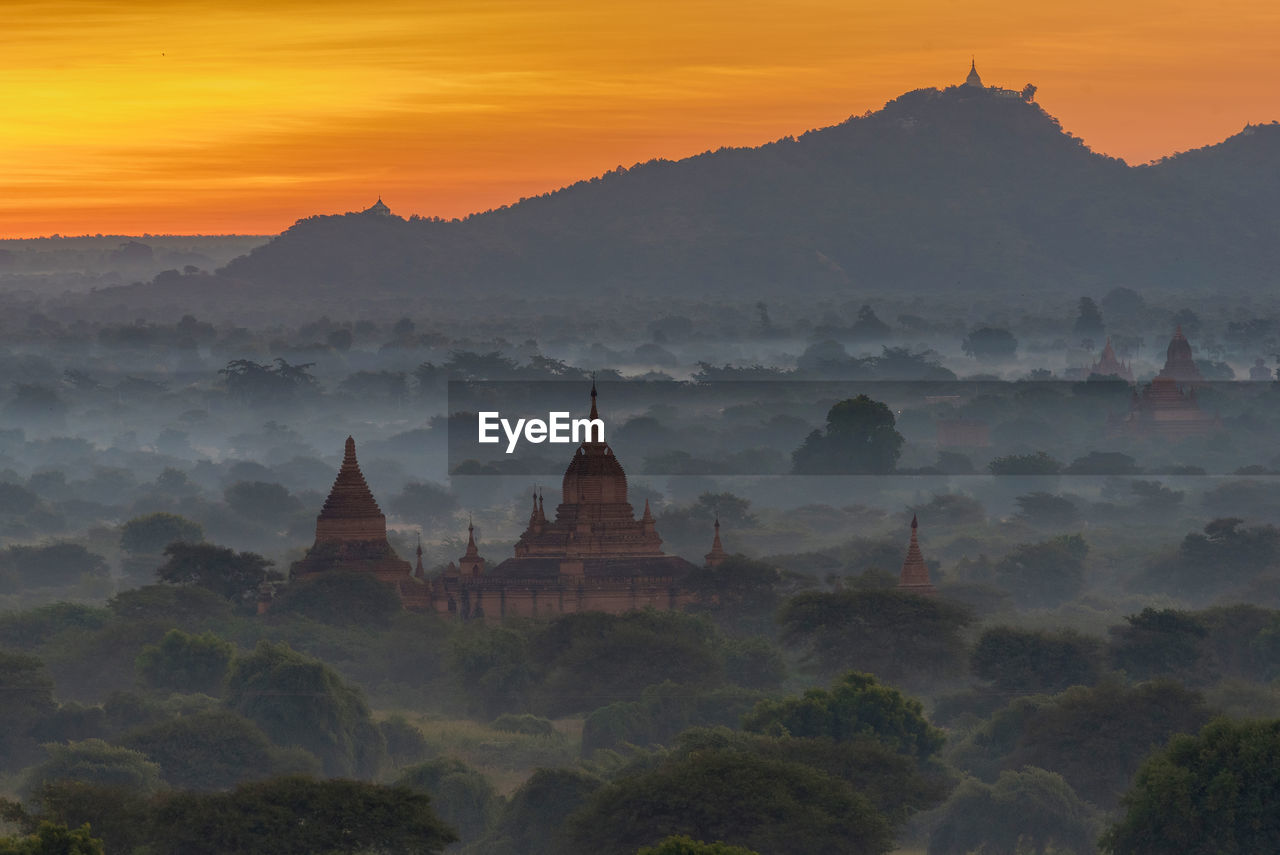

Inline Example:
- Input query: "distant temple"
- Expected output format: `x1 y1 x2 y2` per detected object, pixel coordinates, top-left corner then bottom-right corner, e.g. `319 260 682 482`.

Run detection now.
897 515 937 596
283 387 719 620
964 59 983 88
429 384 706 619
289 437 415 584
361 197 394 217
1110 328 1221 439
1156 326 1204 386
1087 338 1134 382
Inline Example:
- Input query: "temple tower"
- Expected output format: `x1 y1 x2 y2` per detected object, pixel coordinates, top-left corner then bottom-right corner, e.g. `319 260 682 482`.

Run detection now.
289 436 413 583
897 515 937 596
1157 326 1203 386
964 59 983 87
705 519 728 568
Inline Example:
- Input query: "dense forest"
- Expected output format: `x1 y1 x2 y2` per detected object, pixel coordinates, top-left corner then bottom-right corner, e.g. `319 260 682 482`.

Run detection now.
0 277 1278 852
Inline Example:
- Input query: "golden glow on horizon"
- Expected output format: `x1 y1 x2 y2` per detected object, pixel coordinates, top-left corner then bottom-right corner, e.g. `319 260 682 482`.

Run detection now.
2 0 1279 236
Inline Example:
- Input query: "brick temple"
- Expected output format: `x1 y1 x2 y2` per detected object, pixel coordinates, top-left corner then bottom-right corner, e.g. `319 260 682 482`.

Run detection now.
289 436 415 583
896 515 937 596
285 386 717 620
1111 328 1221 439
427 384 705 619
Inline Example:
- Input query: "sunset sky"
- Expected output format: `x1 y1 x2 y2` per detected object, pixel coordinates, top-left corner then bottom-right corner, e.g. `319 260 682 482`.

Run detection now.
2 0 1278 237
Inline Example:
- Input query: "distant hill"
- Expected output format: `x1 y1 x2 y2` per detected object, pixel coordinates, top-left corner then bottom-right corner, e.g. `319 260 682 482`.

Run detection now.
111 81 1280 306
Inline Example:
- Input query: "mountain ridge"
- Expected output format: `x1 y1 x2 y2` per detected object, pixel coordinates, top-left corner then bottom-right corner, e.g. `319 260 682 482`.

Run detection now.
92 79 1280 310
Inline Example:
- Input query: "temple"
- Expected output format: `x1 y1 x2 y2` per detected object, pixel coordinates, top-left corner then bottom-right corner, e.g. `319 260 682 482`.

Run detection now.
431 384 705 619
289 436 415 584
1156 326 1203 386
896 515 937 596
1110 328 1221 439
964 59 983 88
282 387 718 620
1086 338 1134 382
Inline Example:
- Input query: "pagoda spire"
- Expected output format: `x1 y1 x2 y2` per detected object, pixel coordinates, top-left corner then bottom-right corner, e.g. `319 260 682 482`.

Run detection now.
964 58 983 87
705 518 728 567
414 534 425 579
897 514 937 595
463 518 479 559
589 376 599 422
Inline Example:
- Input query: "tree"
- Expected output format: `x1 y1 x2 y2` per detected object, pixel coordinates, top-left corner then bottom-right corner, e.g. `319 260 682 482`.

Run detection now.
566 749 892 855
119 513 203 555
929 768 1098 855
1013 492 1080 527
971 627 1103 693
476 768 603 855
0 822 104 855
25 782 151 855
954 680 1213 809
993 535 1088 609
225 641 386 778
671 727 949 831
638 837 761 855
1065 451 1139 475
791 395 904 474
581 683 765 755
396 757 499 842
742 672 944 761
219 359 316 405
0 544 109 589
149 776 456 855
1101 718 1280 855
527 610 726 717
0 652 57 772
988 452 1063 476
684 554 787 636
268 571 402 627
777 590 972 685
1073 297 1104 340
961 327 1018 360
449 625 534 719
1107 608 1206 682
135 629 235 695
155 542 276 606
21 740 162 802
118 709 317 791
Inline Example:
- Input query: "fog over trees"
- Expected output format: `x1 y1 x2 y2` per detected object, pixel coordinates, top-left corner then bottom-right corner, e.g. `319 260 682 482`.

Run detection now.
4 78 1280 854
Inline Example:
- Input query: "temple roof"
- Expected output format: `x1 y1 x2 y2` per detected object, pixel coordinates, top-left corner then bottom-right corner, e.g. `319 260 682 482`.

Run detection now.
362 197 393 216
319 436 384 520
964 59 983 87
1158 326 1203 384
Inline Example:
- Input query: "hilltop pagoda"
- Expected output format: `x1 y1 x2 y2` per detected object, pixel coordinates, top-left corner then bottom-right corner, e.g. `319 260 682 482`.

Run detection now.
896 515 937 596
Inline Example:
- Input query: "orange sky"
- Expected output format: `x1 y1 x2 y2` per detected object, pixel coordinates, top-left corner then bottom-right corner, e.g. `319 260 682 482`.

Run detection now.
2 0 1278 237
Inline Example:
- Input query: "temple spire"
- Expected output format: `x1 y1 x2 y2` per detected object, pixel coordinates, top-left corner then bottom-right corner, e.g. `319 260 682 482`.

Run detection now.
964 58 983 87
464 517 478 558
897 514 937 595
414 534 424 579
589 376 599 422
705 518 727 567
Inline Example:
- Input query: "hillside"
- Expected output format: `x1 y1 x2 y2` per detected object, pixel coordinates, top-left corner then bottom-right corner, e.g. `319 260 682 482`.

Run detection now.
100 83 1280 307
